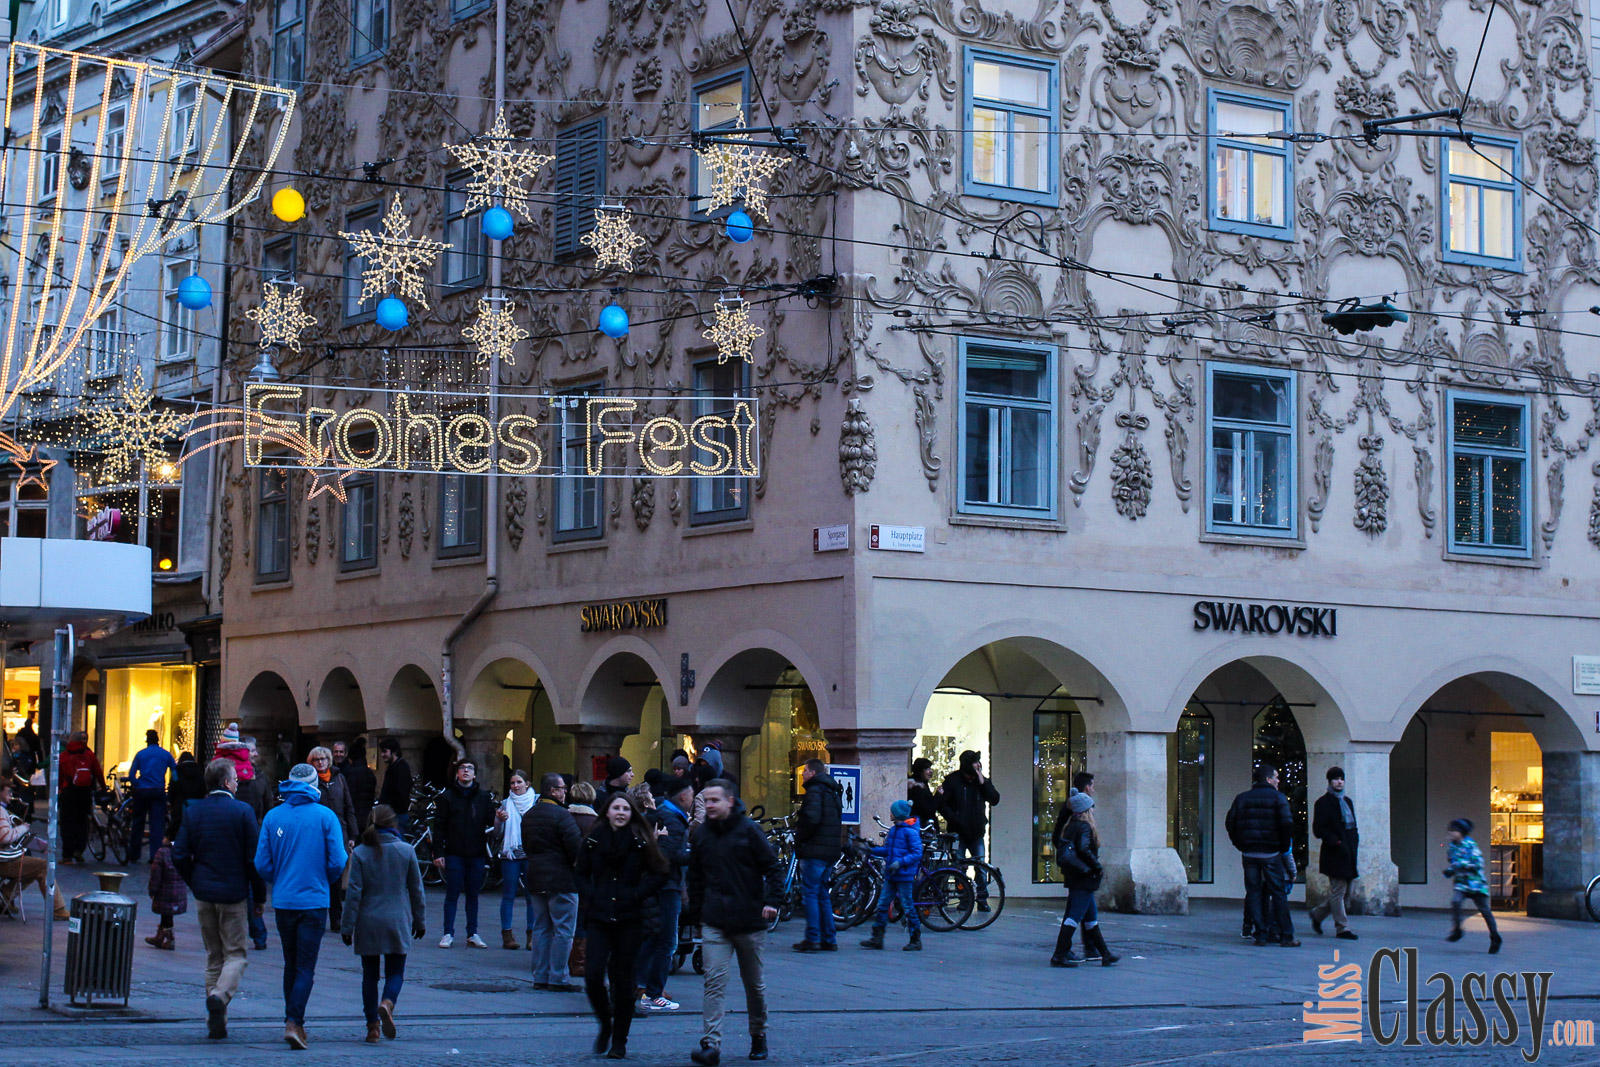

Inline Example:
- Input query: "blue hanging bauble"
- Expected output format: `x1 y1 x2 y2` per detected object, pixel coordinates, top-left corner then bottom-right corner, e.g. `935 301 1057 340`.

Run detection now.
598 303 630 339
724 209 754 244
176 274 212 310
482 205 514 241
375 296 409 331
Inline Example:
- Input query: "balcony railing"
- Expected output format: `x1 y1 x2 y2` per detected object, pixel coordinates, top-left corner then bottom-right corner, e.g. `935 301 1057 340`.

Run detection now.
16 323 140 422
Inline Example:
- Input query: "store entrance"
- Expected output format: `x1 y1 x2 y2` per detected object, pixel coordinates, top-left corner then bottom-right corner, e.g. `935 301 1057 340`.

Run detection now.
1489 731 1543 911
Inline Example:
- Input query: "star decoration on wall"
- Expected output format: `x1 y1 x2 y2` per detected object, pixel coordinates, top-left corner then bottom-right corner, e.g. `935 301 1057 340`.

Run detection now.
461 298 529 367
7 444 57 492
83 365 192 486
581 204 648 271
339 192 450 308
702 295 764 364
444 109 554 221
246 282 317 352
696 109 791 220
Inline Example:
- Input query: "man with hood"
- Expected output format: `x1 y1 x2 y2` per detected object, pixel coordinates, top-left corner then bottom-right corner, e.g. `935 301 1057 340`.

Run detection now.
792 758 842 952
936 750 1000 911
254 763 347 1049
687 780 783 1066
57 731 103 864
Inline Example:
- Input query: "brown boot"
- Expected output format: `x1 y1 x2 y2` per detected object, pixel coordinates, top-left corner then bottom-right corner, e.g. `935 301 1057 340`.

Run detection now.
378 999 396 1039
284 1022 307 1050
502 929 519 950
365 1022 382 1044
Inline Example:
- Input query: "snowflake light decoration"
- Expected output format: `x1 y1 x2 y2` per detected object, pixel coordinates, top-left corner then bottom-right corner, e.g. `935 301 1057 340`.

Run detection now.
696 109 791 221
84 365 192 486
445 109 554 221
702 295 764 364
581 204 648 271
461 298 529 367
246 282 317 352
339 192 450 309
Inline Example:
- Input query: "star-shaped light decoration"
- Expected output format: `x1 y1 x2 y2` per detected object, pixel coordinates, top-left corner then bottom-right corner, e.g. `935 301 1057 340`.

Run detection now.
84 365 192 486
339 192 450 309
7 443 57 493
702 295 764 365
581 203 648 271
302 444 355 504
444 109 554 221
696 109 791 221
461 297 529 367
246 282 317 353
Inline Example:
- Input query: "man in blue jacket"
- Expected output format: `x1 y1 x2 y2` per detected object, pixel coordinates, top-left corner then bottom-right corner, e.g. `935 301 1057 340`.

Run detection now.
173 758 267 1040
255 763 347 1050
127 729 176 863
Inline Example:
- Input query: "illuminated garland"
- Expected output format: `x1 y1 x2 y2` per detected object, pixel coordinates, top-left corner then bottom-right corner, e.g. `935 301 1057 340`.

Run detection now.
461 297 528 367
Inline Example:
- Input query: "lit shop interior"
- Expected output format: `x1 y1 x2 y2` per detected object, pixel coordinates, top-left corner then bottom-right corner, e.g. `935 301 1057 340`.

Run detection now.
89 666 197 777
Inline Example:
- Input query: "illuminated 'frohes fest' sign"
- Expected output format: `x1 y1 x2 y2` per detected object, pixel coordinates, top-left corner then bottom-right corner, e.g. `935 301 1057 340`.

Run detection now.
244 384 759 479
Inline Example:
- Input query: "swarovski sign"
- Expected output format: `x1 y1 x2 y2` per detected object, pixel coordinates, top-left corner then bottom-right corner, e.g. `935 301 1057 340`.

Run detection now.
1192 599 1338 637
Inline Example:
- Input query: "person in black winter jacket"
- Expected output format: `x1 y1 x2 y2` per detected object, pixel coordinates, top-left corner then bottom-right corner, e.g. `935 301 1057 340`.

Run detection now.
1225 764 1299 947
340 740 378 832
907 758 939 831
1308 766 1359 940
432 760 497 948
937 750 1000 909
1049 791 1118 968
687 781 783 1066
522 773 583 990
635 776 692 1009
376 739 415 832
165 753 207 840
792 759 843 952
576 793 668 1060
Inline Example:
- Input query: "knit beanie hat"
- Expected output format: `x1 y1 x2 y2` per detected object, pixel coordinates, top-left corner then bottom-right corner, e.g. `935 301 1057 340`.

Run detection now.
663 776 694 799
890 799 913 822
1326 766 1345 781
1448 817 1473 835
288 763 317 783
605 756 631 781
221 722 240 743
1070 791 1095 814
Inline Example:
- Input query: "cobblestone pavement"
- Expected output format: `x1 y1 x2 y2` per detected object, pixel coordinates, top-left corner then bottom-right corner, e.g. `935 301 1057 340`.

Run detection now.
3 864 1599 1065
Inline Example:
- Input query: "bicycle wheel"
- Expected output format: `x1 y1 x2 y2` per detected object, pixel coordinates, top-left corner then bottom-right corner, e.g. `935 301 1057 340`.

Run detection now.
106 818 128 865
88 820 106 861
1586 875 1600 922
959 863 1005 930
832 868 879 930
914 868 974 932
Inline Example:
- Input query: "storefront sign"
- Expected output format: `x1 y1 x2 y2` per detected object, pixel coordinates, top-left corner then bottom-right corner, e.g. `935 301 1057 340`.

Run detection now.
813 525 849 552
1192 600 1337 637
869 524 925 552
579 598 668 633
128 611 178 636
827 764 862 825
1573 656 1600 696
86 507 121 541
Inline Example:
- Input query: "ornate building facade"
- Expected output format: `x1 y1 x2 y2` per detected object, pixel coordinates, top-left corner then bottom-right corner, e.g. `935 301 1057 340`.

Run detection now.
219 0 1600 914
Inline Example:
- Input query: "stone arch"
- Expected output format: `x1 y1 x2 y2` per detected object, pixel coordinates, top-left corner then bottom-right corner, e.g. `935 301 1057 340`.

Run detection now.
461 655 574 787
1164 642 1355 750
570 636 672 732
237 668 301 777
384 663 442 733
1394 655 1588 753
460 640 567 723
314 666 367 737
695 629 833 731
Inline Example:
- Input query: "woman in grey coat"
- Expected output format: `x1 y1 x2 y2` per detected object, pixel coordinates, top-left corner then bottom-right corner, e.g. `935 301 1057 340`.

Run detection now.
341 804 425 1042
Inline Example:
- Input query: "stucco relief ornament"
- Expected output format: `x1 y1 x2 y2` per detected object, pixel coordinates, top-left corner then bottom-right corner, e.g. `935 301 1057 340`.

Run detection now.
1353 434 1389 536
397 491 414 559
839 398 877 494
1109 412 1153 519
461 297 527 367
339 193 450 308
305 505 320 564
246 282 316 353
695 109 791 220
506 478 526 550
703 294 764 364
1587 462 1600 550
580 203 648 270
444 109 553 221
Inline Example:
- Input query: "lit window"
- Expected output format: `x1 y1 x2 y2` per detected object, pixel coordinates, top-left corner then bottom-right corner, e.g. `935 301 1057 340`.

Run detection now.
257 468 290 581
272 0 305 85
554 391 602 541
101 108 125 179
1208 91 1291 238
554 120 606 258
691 360 750 524
692 74 745 213
170 83 197 161
1206 364 1296 537
343 203 379 320
163 261 198 361
957 338 1055 517
351 0 387 62
439 473 483 557
1443 137 1520 268
964 51 1055 203
442 173 485 288
1447 392 1531 557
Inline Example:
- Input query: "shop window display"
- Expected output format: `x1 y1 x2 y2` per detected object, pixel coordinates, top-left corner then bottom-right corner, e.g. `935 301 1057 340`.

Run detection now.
1032 693 1084 884
1252 698 1308 878
99 666 195 775
741 670 828 818
1489 731 1543 910
1167 708 1214 883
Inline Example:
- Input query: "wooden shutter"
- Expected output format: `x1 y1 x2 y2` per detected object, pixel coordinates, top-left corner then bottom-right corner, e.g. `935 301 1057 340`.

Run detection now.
555 118 606 258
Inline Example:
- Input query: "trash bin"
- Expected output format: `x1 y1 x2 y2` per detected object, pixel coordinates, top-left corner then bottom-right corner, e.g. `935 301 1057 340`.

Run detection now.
64 889 137 1006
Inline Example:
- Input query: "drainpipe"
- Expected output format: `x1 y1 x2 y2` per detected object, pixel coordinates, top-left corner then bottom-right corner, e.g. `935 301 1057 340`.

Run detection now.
441 0 507 758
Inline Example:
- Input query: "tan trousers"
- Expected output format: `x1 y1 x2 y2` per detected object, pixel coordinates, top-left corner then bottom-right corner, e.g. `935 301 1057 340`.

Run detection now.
0 855 67 915
196 900 250 1004
700 926 767 1048
1310 877 1350 931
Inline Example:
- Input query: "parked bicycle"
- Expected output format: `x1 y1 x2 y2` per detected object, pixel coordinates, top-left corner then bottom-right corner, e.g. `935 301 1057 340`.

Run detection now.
759 815 802 932
1585 872 1600 921
870 816 975 932
88 774 131 865
924 828 1006 930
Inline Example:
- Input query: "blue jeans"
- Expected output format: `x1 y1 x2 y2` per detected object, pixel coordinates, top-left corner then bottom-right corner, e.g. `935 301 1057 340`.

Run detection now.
274 907 326 1024
872 878 919 933
957 837 989 902
1242 856 1293 940
361 954 406 1023
1062 886 1098 929
499 858 532 934
635 887 682 998
443 855 486 936
127 790 166 864
248 885 267 946
530 891 579 984
800 859 837 946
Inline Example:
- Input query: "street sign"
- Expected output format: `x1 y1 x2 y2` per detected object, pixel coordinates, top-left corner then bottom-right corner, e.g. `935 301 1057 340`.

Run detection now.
813 524 849 552
828 763 862 825
869 524 925 552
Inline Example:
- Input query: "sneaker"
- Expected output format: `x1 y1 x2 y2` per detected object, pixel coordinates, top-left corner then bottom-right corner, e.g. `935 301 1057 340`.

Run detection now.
438 934 454 948
646 996 680 1011
251 940 268 951
1489 934 1503 954
1336 929 1359 941
1446 929 1463 943
975 901 991 913
466 934 489 948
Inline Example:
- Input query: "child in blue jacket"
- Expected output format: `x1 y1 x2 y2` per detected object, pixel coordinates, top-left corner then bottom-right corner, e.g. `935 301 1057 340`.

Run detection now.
1442 817 1501 953
860 800 923 952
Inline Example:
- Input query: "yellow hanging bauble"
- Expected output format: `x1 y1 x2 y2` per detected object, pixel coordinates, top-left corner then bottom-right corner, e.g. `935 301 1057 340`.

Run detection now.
271 187 305 222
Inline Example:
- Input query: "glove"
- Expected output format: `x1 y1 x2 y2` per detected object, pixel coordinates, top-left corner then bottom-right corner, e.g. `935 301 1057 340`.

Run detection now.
412 922 426 940
341 933 352 946
1441 868 1454 879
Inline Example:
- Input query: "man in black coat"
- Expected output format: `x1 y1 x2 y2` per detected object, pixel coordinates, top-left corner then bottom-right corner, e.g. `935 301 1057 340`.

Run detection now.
937 750 1000 909
432 759 497 948
338 739 378 831
1225 764 1299 947
687 781 782 1066
792 758 842 953
523 772 583 991
376 738 414 832
171 758 268 1039
1308 765 1359 940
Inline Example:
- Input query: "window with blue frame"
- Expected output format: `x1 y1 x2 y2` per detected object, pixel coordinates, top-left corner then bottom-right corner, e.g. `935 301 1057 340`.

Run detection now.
963 50 1055 204
692 73 748 213
1207 91 1292 239
1206 363 1297 537
1442 137 1521 268
1446 391 1531 557
957 338 1056 518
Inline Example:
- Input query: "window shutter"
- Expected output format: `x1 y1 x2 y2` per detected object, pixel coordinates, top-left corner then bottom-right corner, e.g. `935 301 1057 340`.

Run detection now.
555 119 606 258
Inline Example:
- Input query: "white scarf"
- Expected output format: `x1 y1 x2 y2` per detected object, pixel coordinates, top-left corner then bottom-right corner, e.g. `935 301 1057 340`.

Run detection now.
500 789 538 856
